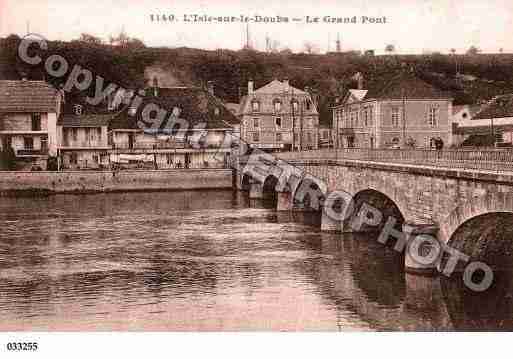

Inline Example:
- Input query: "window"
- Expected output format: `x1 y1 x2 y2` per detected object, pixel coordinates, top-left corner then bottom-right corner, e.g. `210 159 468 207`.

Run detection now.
252 101 260 112
72 128 78 141
70 153 78 165
369 106 374 126
97 128 102 142
253 118 259 128
275 117 282 128
363 107 369 127
273 100 282 113
428 106 438 127
294 133 299 142
495 131 504 143
252 132 259 142
73 104 83 115
41 137 48 152
307 132 312 142
306 99 311 111
24 137 34 150
391 107 401 127
31 113 41 131
291 100 299 112
276 133 282 142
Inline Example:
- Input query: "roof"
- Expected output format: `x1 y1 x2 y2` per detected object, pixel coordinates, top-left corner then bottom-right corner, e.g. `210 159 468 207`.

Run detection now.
254 79 307 95
337 71 452 106
0 80 58 113
453 104 482 116
224 102 240 115
348 89 368 101
365 71 451 100
109 87 239 131
473 94 513 120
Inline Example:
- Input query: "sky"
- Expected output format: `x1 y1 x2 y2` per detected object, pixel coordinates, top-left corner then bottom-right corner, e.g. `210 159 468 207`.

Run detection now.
1 0 513 54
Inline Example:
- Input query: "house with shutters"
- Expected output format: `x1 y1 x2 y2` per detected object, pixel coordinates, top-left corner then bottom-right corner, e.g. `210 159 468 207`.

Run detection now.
0 80 61 170
238 79 319 152
332 71 453 149
108 83 238 169
57 101 112 170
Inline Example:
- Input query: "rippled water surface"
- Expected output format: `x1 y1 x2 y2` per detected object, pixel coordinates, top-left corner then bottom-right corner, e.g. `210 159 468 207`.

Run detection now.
0 190 512 331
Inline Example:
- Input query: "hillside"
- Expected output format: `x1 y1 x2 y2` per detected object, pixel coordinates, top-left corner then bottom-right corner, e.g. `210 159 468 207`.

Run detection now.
2 35 513 124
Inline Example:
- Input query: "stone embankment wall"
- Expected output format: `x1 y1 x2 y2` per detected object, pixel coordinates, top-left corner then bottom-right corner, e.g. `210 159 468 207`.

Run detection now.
0 169 234 195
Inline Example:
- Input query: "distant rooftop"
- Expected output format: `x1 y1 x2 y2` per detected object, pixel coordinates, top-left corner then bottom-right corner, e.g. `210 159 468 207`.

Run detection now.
0 80 58 113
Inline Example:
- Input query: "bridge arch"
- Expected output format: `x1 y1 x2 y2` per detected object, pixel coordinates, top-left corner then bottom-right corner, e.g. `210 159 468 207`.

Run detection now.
439 192 513 270
292 175 328 211
344 188 406 233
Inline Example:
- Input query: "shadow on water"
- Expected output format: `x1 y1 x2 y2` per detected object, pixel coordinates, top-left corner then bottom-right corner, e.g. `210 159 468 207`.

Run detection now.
1 189 513 330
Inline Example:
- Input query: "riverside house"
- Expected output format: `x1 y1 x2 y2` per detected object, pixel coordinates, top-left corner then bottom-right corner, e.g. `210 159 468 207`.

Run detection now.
332 71 453 149
239 79 319 152
0 80 61 170
108 83 239 169
58 102 112 170
453 94 513 147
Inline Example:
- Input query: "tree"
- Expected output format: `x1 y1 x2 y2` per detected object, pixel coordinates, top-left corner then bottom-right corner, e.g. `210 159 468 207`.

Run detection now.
385 44 395 55
466 46 481 55
450 48 456 55
77 33 103 45
303 41 319 54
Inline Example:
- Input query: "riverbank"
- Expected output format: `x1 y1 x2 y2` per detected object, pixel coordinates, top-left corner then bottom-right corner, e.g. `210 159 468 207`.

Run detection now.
0 169 234 196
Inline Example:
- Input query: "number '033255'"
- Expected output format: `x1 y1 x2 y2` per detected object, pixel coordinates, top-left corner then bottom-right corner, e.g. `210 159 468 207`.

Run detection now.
6 342 38 351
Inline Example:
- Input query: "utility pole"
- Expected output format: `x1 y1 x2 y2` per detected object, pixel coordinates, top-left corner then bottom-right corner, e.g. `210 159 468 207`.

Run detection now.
291 87 296 151
402 88 407 148
299 99 303 151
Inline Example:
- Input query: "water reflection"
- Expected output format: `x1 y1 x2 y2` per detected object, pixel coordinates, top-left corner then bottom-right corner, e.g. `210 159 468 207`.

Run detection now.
0 191 510 330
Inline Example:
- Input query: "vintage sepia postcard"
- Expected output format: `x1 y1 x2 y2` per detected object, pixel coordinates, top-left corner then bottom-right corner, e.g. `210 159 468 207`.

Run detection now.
1 0 513 357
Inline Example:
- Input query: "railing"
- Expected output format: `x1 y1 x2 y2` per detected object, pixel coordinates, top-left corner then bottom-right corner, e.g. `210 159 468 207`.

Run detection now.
16 148 48 157
269 148 513 172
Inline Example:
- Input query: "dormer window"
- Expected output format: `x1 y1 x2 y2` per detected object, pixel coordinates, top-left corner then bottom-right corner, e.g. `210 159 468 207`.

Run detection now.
251 100 260 113
73 104 83 116
214 107 220 116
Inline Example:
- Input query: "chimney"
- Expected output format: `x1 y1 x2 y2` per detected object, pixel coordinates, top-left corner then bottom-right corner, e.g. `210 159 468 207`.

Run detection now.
207 81 214 96
248 80 254 95
153 77 159 97
357 73 364 90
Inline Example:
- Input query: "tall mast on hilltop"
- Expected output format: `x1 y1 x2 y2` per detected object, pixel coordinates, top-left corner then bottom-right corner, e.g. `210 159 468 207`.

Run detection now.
336 33 341 53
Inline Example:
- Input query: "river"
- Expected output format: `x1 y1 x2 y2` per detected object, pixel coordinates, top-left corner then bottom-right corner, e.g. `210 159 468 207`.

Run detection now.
0 190 511 331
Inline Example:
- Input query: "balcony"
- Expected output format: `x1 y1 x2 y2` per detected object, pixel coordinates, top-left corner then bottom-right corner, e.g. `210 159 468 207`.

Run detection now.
16 148 48 157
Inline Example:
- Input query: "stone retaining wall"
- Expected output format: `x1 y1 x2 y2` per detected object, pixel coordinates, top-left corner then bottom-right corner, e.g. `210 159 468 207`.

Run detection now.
0 169 234 195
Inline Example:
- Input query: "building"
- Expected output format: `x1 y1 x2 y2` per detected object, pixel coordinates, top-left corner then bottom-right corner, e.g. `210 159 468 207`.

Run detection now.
450 104 483 146
332 71 453 149
239 79 319 152
0 80 61 170
58 102 112 170
454 94 513 147
108 84 238 169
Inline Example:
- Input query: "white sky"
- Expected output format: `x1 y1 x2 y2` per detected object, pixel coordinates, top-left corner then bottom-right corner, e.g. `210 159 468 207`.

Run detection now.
1 0 513 54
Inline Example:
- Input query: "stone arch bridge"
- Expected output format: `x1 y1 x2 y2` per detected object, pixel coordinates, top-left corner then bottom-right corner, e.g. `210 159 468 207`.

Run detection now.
235 149 513 275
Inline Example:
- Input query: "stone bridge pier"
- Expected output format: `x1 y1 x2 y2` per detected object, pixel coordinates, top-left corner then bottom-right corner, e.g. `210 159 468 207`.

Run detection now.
237 157 513 278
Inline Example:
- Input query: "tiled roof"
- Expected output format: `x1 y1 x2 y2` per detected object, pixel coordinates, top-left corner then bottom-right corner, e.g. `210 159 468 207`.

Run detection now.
473 94 513 120
365 71 451 100
254 79 307 95
0 80 58 112
109 87 239 131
